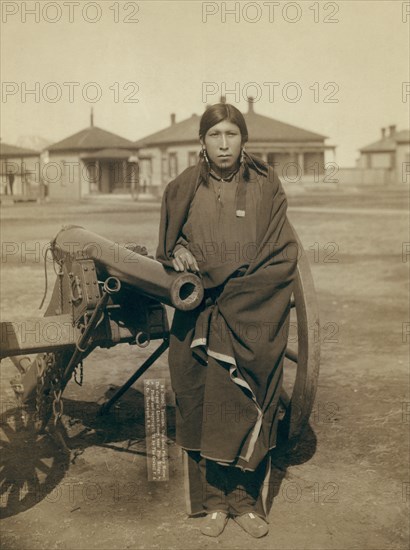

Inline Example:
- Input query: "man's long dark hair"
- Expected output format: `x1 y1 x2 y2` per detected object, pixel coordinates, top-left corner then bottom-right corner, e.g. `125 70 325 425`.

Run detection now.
198 103 267 182
199 103 248 144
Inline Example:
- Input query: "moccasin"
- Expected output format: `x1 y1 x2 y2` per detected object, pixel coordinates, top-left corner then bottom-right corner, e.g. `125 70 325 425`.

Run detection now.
200 511 229 537
234 512 269 538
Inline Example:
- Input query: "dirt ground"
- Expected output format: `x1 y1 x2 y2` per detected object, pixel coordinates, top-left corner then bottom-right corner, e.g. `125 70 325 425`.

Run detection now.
0 185 409 550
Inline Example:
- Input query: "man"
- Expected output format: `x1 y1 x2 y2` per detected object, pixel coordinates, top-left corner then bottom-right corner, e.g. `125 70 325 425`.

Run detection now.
156 103 297 538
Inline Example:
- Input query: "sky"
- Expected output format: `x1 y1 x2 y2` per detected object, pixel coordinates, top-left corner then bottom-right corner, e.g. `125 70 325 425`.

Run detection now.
1 0 409 166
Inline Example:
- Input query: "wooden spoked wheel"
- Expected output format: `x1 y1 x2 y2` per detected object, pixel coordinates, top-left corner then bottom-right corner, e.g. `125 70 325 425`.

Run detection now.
280 228 321 448
0 408 70 519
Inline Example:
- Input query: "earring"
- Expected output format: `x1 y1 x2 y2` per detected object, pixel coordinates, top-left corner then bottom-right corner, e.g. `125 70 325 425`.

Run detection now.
202 148 210 166
240 148 245 164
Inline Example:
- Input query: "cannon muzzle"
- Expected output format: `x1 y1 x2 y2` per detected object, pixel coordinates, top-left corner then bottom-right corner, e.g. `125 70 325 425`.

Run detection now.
52 225 203 311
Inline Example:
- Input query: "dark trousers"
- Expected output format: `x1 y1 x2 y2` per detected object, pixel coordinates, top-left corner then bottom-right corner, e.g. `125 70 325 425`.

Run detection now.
188 450 269 519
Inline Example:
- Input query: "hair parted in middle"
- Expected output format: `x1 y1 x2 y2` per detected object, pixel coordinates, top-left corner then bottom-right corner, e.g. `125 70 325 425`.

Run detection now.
199 103 248 143
197 102 267 187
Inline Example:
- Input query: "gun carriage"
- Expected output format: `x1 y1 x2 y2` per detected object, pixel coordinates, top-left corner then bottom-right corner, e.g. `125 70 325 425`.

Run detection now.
1 224 320 512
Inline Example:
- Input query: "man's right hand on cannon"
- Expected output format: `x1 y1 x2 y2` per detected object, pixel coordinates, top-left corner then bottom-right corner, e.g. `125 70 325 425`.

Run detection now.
172 246 200 273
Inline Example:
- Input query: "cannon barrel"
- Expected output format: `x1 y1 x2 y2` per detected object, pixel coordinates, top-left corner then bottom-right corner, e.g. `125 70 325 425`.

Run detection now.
51 226 203 311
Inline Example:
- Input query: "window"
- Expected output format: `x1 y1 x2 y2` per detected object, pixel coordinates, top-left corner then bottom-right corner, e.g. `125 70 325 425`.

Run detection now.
84 161 99 192
267 153 275 168
169 153 178 178
161 156 168 182
366 154 372 169
188 151 198 166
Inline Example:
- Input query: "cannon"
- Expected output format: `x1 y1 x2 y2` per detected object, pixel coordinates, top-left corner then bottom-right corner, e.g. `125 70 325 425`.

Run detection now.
1 224 319 444
1 225 204 432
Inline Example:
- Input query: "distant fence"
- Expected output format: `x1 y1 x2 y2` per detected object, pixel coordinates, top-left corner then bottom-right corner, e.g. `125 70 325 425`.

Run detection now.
336 168 396 186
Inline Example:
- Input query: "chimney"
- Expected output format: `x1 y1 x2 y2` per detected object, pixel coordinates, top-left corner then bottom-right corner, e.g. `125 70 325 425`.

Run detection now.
381 127 386 139
90 108 94 127
170 113 176 125
389 124 396 136
247 96 255 114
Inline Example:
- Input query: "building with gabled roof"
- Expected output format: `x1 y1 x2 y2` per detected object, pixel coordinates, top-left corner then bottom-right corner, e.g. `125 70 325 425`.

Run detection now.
48 125 137 153
357 125 410 184
135 98 334 194
1 143 40 158
0 141 40 199
360 127 409 154
44 111 138 200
